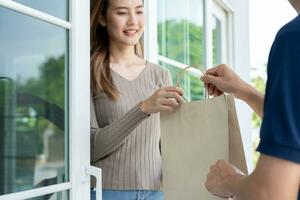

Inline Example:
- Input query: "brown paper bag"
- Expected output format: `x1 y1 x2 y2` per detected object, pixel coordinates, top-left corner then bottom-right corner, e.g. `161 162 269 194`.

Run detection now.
161 94 247 200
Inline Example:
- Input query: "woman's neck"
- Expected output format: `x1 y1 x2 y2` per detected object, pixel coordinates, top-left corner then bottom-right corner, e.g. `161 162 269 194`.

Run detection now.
109 42 138 65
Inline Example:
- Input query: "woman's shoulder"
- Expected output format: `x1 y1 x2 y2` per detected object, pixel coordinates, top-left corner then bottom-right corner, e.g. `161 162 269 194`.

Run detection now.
146 61 172 86
147 61 169 76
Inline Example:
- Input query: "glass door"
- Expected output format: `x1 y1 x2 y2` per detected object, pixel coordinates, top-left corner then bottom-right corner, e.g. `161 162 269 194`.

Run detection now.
0 0 93 199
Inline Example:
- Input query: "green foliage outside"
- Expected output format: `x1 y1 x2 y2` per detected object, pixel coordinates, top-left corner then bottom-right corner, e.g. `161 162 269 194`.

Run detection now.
18 55 66 109
158 19 205 101
16 55 66 153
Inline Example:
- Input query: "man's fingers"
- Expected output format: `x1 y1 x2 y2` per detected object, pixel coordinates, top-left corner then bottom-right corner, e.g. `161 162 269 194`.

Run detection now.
206 64 228 75
206 66 220 75
206 65 226 75
201 74 222 87
213 87 223 97
203 79 224 97
209 86 214 96
216 90 224 96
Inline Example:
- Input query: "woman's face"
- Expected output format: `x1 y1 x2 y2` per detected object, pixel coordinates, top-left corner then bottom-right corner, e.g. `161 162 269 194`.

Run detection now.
103 0 144 47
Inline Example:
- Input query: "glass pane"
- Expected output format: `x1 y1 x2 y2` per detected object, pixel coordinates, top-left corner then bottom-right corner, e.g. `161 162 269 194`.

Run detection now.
13 0 69 21
158 0 204 66
189 73 205 101
0 7 69 195
212 15 222 65
27 191 69 200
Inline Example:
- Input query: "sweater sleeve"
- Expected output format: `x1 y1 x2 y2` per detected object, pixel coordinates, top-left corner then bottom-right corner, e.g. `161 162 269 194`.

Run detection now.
90 100 150 163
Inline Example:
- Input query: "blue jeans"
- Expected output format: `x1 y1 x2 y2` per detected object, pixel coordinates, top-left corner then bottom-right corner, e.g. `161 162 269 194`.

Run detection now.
91 189 164 200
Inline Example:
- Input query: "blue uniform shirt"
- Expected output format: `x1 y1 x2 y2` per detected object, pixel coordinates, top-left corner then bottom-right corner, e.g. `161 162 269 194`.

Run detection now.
257 14 300 163
257 14 300 198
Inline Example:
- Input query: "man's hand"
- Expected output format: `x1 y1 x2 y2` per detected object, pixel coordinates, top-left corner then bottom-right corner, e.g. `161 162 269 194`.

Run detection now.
206 156 300 200
205 160 245 199
201 64 264 117
201 64 250 99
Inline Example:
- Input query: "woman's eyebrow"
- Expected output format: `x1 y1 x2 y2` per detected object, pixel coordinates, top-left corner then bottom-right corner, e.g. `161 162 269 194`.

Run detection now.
114 5 144 10
114 7 128 10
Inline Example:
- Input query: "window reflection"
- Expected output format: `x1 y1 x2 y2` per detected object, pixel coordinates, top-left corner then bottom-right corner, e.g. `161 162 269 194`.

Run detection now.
0 7 68 195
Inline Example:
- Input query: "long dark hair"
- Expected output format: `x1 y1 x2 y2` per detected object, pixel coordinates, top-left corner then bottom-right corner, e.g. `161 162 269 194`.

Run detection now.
90 0 144 100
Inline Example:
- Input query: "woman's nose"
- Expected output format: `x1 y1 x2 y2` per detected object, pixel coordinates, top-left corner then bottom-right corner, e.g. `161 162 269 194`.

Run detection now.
127 13 138 25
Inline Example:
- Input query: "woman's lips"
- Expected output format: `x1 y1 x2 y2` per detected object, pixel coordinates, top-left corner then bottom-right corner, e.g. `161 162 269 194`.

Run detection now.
123 29 138 37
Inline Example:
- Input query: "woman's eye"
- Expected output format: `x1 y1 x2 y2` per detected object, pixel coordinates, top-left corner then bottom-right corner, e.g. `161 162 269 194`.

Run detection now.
137 11 144 14
117 12 127 15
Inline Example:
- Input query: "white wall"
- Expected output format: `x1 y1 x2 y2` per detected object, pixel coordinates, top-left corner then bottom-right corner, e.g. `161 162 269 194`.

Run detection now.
226 0 253 171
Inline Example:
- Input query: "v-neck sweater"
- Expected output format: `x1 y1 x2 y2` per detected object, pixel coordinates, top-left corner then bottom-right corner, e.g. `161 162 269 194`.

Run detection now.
90 61 171 190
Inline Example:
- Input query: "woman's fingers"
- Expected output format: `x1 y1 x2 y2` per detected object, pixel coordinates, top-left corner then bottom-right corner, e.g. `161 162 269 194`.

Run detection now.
163 86 184 96
160 105 175 112
163 91 183 104
162 98 180 107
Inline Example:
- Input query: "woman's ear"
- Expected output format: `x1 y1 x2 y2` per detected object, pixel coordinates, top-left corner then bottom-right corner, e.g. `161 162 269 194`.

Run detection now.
99 15 106 26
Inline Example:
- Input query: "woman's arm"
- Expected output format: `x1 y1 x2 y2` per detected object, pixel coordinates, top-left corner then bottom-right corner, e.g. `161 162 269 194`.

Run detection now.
90 102 149 163
90 85 184 162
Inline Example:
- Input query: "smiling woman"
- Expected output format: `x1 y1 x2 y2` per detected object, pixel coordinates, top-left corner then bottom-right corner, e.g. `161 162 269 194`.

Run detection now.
90 0 184 200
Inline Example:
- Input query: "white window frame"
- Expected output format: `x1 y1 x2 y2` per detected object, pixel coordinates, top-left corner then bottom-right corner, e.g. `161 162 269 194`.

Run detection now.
212 1 228 65
0 1 100 200
205 0 234 68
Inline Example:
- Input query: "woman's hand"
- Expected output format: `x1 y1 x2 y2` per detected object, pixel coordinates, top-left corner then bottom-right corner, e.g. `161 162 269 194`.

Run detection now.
140 86 184 114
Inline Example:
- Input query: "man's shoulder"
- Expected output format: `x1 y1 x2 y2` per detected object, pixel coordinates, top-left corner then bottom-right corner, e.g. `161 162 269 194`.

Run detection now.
277 15 300 38
270 15 300 55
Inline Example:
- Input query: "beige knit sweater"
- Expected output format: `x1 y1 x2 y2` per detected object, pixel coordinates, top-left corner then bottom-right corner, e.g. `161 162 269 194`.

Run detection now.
90 61 171 190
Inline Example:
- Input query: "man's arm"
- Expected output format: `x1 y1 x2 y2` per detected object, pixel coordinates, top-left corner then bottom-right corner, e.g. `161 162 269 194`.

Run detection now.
206 155 300 200
238 83 264 118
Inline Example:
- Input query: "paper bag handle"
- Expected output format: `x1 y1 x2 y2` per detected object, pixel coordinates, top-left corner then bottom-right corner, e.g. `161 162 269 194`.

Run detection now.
176 65 208 102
